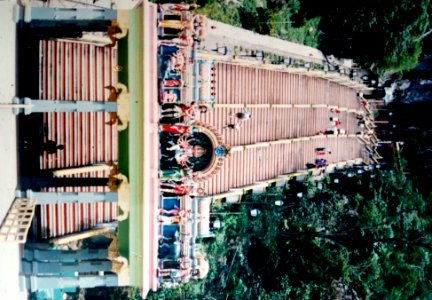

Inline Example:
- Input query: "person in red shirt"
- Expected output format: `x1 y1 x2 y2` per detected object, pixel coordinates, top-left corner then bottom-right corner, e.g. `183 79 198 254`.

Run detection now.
315 147 332 155
329 117 341 127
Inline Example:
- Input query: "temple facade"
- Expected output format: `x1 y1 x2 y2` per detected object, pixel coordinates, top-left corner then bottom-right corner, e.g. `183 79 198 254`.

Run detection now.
0 1 378 298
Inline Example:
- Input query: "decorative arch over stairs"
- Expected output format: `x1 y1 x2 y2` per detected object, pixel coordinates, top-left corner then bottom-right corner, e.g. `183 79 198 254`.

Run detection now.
191 121 230 181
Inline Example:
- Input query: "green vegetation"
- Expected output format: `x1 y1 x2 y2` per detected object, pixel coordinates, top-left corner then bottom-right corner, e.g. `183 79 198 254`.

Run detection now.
148 167 432 299
193 0 431 73
195 0 320 47
389 100 432 196
29 287 141 300
299 0 431 74
195 0 241 27
84 287 142 300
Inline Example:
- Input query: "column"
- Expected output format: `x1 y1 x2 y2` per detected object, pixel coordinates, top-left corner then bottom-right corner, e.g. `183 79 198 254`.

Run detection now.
16 190 117 205
20 176 111 190
11 97 117 115
22 260 113 275
23 248 109 261
21 244 119 291
14 6 116 24
21 274 118 292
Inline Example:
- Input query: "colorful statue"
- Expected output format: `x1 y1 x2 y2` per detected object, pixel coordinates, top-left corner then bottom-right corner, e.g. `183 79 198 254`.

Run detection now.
160 182 200 196
159 3 200 12
159 168 194 180
158 209 192 224
164 134 207 167
158 268 200 284
161 90 179 103
164 78 183 87
158 20 191 31
169 50 185 73
160 103 207 121
159 34 195 48
160 124 199 135
161 103 193 119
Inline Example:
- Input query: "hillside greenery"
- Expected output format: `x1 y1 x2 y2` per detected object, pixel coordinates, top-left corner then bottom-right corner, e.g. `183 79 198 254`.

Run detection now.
189 0 432 74
148 167 432 299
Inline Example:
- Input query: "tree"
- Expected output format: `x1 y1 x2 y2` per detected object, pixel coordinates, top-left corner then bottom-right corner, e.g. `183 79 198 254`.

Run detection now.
298 0 431 74
195 0 320 47
84 287 142 300
258 171 432 299
147 205 259 299
388 100 432 196
148 169 432 299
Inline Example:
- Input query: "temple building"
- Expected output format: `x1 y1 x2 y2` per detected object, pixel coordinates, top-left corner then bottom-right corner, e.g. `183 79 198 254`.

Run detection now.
0 1 378 298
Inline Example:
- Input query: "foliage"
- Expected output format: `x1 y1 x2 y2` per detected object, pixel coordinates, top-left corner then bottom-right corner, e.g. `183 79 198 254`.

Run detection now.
147 205 255 299
84 286 142 300
265 3 320 47
186 0 432 72
195 0 241 26
299 0 431 74
149 168 432 299
195 0 320 47
279 171 432 299
29 291 51 300
388 101 432 196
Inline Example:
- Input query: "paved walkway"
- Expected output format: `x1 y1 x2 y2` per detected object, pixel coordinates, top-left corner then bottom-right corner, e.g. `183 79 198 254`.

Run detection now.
200 19 326 65
0 1 27 299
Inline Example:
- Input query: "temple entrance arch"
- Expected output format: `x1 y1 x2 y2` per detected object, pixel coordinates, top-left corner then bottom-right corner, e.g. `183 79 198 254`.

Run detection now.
159 121 230 181
191 121 230 181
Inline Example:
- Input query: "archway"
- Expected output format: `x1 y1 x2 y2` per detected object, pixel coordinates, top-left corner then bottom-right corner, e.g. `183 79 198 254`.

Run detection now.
159 121 230 181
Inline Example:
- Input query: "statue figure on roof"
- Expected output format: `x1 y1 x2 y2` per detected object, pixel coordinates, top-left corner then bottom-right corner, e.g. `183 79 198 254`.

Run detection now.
160 181 204 196
159 3 200 12
161 103 208 121
159 168 195 180
160 124 200 135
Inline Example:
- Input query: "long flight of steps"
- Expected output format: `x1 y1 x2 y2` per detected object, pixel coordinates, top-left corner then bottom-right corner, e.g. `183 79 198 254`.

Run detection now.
198 62 368 195
38 40 119 238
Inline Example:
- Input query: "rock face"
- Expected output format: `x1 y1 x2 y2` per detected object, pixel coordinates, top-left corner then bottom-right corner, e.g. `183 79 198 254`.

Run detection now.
399 55 432 103
398 79 432 103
